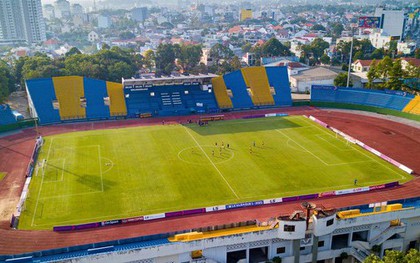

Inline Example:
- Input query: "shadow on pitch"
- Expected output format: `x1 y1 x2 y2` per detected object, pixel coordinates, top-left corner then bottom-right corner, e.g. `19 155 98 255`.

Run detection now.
45 163 115 191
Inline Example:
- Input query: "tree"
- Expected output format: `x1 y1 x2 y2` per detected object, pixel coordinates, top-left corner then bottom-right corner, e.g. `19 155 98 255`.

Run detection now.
320 54 330 65
415 48 420 59
242 43 252 53
143 50 155 72
0 61 14 103
364 249 420 263
311 24 326 31
155 43 177 75
387 59 403 90
119 31 136 40
230 56 241 71
334 72 352 87
331 22 344 37
65 47 82 57
261 38 291 57
209 43 234 65
353 50 364 61
367 60 378 88
376 56 393 88
177 44 202 73
371 48 385 59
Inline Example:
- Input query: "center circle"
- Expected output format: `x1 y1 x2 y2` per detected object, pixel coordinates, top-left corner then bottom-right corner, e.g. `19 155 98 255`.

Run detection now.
178 145 234 165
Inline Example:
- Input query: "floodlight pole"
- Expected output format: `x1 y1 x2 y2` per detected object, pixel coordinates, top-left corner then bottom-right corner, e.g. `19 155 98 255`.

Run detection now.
346 26 355 88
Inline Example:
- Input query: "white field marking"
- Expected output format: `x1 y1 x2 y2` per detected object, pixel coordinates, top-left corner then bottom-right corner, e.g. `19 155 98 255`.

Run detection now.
315 134 353 151
39 190 103 200
33 195 242 227
101 157 114 174
177 146 235 165
31 138 54 226
98 145 104 192
183 127 239 199
303 118 407 180
276 129 330 166
43 158 65 183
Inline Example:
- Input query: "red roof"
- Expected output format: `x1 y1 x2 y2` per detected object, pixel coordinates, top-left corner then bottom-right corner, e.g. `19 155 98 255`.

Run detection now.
402 58 420 67
44 39 58 45
354 59 375 67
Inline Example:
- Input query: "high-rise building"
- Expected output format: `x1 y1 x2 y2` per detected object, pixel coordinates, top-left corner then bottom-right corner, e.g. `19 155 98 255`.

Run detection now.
240 9 253 21
0 0 46 45
374 7 405 40
54 0 71 19
131 7 148 23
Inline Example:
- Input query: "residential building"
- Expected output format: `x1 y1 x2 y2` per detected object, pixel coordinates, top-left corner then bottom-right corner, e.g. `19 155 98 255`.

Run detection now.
43 4 55 20
131 7 148 23
369 31 393 49
0 0 46 45
98 15 112 29
397 42 416 55
88 31 99 42
240 9 252 21
400 58 420 71
71 4 83 16
351 59 375 73
54 0 71 19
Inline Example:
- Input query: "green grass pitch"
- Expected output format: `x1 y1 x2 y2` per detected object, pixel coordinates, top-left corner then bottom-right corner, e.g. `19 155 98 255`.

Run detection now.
18 116 412 230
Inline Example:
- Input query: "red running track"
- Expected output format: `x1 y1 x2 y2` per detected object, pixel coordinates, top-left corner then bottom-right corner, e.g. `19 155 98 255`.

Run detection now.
0 106 419 255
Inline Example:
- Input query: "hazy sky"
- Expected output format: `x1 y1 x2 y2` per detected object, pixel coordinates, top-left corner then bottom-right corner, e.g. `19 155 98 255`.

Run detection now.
41 0 94 6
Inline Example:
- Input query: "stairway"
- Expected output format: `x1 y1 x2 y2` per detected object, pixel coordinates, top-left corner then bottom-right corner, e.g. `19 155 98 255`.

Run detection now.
369 225 406 247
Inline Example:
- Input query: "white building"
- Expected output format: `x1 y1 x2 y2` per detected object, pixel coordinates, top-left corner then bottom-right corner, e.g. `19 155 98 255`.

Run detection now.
397 42 416 55
20 201 420 263
54 0 70 19
374 8 405 39
290 67 338 93
88 31 99 42
0 0 47 45
43 4 55 20
98 15 112 29
369 31 393 49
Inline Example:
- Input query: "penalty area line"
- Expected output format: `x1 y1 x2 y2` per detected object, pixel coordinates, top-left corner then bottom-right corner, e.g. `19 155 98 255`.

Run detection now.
183 127 239 199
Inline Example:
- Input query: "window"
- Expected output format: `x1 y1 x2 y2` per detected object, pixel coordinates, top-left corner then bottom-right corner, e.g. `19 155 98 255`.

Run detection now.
300 247 305 251
276 247 285 254
284 225 295 232
326 219 334 226
318 241 325 247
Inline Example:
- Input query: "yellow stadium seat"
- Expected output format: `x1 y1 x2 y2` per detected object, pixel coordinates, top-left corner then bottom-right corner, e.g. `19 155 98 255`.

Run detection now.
403 96 420 115
52 76 86 120
106 82 127 116
211 76 233 109
241 67 275 106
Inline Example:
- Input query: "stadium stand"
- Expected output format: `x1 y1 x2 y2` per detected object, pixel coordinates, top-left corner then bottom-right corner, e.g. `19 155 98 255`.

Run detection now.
241 67 275 106
52 76 86 120
25 68 292 124
264 66 293 106
211 76 233 109
0 104 18 125
311 85 414 111
223 70 254 109
106 82 127 117
26 78 61 124
84 78 110 120
403 96 420 115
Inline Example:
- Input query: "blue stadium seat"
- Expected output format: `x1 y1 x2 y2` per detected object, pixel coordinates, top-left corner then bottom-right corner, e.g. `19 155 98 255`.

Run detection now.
0 104 17 125
311 85 413 111
84 78 111 120
26 78 61 124
223 70 253 109
264 66 293 106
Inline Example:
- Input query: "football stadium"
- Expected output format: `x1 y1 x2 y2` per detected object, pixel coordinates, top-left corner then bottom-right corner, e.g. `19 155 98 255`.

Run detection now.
0 66 420 263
